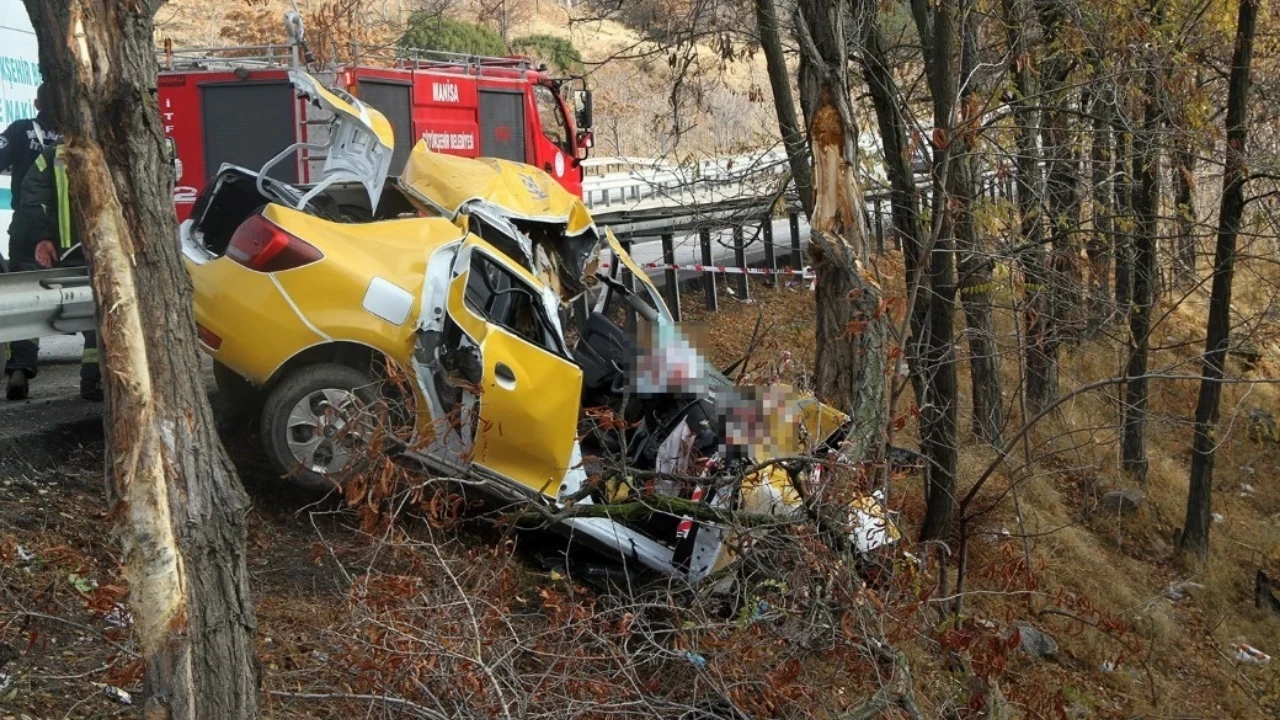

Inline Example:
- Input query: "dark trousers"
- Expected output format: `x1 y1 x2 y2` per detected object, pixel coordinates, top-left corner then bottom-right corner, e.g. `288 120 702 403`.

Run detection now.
3 255 100 387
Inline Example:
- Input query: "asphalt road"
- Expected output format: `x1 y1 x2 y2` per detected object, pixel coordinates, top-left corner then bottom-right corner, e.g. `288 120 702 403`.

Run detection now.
0 336 218 464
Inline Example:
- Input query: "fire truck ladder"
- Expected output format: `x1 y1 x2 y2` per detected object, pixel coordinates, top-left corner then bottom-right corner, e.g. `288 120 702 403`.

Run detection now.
0 267 95 345
157 41 302 71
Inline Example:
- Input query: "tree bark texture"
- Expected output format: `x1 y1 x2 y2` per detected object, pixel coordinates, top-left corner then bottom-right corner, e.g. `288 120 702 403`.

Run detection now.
755 0 815 220
1121 35 1165 485
1113 123 1134 312
914 0 959 542
1003 0 1052 420
1182 0 1256 557
795 0 886 462
1173 142 1198 283
22 1 261 717
953 1 1004 445
858 9 927 408
1025 0 1079 416
1087 83 1114 328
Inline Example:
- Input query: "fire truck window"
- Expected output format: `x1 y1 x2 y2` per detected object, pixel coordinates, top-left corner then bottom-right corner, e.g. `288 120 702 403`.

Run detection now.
534 85 568 150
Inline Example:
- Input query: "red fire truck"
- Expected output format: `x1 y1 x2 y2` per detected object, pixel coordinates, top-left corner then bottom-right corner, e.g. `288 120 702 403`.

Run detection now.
156 39 595 222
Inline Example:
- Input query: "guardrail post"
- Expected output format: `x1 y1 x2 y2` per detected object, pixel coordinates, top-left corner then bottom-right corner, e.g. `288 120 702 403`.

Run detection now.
788 212 802 270
700 228 718 312
662 233 681 321
732 225 749 300
762 218 777 287
874 199 885 254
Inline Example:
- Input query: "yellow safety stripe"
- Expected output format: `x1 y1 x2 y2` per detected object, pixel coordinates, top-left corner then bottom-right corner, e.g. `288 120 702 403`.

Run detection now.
54 150 72 250
82 347 100 363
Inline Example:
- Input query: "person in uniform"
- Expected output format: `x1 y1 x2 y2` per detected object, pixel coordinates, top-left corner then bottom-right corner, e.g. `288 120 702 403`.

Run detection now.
6 142 101 401
0 82 63 270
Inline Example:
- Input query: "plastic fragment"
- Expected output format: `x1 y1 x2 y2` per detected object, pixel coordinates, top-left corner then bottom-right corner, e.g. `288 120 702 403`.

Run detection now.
1234 644 1271 664
683 651 707 668
102 685 133 705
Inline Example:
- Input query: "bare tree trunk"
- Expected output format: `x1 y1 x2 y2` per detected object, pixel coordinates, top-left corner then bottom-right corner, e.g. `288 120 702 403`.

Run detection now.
23 1 261 717
1114 122 1134 313
795 0 886 463
1173 141 1198 284
1121 20 1165 485
1002 0 1050 419
1087 83 1114 329
859 8 926 408
953 1 1004 445
914 0 959 542
755 0 815 219
1026 0 1080 416
1181 0 1256 558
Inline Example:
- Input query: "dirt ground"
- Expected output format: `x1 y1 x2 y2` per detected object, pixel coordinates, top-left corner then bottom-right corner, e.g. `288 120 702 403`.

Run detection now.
4 282 1280 718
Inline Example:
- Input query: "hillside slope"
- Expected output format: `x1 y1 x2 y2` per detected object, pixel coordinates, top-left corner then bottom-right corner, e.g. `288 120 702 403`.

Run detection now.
154 0 781 157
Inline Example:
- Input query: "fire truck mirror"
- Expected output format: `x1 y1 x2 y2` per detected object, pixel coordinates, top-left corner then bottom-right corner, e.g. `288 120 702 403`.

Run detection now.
576 131 595 160
574 89 593 131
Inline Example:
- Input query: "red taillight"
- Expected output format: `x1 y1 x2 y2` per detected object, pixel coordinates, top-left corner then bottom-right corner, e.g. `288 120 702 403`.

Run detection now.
226 214 323 272
197 324 222 350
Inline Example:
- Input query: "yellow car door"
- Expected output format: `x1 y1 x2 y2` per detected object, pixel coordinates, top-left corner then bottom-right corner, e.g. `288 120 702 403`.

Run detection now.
442 239 583 496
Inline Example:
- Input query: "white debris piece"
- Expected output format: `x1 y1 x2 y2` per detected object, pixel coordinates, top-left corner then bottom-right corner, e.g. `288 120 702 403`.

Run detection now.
1163 580 1204 601
1234 644 1271 664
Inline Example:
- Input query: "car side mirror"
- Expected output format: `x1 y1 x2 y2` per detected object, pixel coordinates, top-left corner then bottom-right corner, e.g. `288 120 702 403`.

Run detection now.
574 89 593 130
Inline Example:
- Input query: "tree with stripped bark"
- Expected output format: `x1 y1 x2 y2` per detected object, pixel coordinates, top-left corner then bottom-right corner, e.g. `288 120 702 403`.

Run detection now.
794 0 886 465
22 1 261 717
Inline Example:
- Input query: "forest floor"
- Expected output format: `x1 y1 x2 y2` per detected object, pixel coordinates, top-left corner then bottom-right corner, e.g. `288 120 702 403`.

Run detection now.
2 278 1280 718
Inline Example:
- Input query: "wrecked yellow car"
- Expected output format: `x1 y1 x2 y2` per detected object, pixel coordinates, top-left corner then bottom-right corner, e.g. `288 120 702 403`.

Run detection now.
180 71 896 581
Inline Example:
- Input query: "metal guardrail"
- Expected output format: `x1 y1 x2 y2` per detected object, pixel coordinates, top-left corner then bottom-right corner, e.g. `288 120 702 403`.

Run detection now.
0 267 95 344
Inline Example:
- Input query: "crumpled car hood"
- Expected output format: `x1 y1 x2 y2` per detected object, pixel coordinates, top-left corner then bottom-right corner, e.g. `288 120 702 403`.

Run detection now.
399 142 599 300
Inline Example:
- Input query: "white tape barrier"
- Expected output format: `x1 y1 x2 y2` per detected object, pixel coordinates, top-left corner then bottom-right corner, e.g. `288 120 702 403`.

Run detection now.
600 261 816 280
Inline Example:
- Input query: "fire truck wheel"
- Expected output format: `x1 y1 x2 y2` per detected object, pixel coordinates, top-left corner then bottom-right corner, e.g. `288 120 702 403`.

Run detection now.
260 364 378 493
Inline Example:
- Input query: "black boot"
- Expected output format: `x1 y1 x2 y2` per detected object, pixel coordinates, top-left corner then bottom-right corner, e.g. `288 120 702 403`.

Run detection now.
80 378 103 402
6 372 29 401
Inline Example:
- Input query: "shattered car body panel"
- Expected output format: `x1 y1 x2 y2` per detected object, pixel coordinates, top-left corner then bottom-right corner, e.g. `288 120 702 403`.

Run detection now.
181 71 898 583
400 146 599 302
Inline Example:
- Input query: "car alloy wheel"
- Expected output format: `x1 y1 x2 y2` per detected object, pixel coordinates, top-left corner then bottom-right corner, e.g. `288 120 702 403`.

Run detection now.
285 388 365 475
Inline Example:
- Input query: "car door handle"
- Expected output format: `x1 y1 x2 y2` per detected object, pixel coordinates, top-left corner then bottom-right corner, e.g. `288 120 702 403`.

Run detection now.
495 362 517 389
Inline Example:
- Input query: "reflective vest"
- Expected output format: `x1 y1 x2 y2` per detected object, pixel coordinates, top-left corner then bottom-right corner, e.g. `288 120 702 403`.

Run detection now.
31 145 72 252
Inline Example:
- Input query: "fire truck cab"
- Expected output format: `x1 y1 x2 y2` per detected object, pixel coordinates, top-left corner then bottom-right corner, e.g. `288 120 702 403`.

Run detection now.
156 41 594 222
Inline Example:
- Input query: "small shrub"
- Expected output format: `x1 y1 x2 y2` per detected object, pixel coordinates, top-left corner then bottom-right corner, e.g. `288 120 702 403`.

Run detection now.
400 13 507 57
510 34 583 72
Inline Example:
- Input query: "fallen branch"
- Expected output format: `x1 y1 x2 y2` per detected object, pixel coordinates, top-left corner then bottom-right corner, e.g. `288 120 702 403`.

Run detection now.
269 690 449 720
514 493 791 528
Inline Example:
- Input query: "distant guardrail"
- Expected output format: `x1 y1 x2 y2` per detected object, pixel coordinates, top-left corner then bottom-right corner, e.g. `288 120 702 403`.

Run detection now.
581 149 790 209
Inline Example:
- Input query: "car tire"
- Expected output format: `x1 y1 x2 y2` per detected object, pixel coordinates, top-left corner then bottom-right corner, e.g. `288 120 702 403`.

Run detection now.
259 363 379 493
212 361 262 419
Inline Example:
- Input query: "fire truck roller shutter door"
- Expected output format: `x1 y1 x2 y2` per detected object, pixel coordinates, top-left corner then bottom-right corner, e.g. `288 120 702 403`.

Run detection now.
355 80 413 176
478 90 526 164
202 82 298 183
